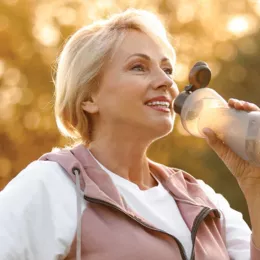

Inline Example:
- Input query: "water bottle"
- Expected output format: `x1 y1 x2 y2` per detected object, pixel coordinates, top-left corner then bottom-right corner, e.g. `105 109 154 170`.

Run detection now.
173 61 260 166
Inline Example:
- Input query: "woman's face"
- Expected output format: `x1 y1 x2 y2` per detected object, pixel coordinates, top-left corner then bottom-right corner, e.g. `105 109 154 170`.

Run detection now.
85 30 179 140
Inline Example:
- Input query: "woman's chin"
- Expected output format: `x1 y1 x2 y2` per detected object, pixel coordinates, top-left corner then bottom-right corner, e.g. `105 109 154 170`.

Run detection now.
154 115 175 129
147 119 174 138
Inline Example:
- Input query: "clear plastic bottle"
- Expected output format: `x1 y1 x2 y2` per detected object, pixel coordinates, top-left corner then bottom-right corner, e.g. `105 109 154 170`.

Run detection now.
174 62 260 166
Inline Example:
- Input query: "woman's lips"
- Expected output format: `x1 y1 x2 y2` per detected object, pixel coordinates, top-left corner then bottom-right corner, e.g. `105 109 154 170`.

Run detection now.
146 105 171 113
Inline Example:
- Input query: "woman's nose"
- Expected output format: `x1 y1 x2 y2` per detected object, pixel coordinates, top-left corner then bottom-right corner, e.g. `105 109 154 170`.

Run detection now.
170 81 180 98
152 70 179 98
155 75 173 90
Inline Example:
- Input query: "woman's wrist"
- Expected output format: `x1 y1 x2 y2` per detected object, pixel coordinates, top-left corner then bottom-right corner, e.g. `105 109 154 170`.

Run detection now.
243 192 260 248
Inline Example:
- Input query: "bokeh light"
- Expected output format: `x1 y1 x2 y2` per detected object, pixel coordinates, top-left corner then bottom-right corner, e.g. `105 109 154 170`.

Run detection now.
1 0 260 225
176 3 196 24
33 24 60 47
227 16 249 36
227 15 259 37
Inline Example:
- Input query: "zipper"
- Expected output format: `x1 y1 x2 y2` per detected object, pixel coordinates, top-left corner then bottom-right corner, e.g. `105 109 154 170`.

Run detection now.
189 207 215 260
84 195 188 260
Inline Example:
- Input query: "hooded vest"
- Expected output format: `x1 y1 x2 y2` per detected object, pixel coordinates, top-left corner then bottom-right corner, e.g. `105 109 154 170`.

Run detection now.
39 144 247 260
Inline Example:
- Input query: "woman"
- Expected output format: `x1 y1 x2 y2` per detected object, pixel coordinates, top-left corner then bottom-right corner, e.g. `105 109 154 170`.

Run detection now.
0 9 259 260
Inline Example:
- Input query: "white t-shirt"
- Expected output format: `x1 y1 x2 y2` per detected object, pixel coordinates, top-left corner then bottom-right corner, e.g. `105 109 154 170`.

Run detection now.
93 155 193 258
0 160 251 260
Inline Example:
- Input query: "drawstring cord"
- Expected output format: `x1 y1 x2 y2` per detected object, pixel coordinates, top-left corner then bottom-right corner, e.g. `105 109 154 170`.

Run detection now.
73 168 82 260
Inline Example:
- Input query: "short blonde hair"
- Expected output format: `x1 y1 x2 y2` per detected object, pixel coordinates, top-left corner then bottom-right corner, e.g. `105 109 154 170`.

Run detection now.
54 8 175 145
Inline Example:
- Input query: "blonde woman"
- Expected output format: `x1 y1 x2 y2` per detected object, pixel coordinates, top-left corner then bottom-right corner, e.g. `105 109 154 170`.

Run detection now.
0 9 260 260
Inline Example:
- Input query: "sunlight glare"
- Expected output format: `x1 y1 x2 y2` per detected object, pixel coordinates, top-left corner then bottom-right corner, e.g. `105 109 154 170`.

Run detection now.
227 16 249 36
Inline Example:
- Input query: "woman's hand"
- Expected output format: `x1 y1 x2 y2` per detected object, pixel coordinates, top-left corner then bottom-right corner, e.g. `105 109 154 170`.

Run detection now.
203 98 260 248
203 98 260 197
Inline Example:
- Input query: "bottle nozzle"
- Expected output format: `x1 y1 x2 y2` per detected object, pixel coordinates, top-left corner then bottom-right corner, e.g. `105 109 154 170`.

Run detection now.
188 61 211 91
174 61 212 115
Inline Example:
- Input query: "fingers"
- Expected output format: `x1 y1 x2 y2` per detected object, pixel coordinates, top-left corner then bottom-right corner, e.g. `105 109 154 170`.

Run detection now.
203 128 218 145
228 98 260 112
203 128 230 161
244 102 260 111
228 98 243 109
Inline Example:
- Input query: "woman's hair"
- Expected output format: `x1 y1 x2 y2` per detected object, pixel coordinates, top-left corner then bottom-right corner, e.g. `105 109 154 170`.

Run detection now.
54 8 175 145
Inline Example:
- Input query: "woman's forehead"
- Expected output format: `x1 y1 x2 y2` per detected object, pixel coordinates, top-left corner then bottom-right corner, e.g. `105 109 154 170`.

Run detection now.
110 31 174 64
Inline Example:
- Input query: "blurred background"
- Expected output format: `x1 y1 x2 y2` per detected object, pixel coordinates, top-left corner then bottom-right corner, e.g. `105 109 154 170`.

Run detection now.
1 0 260 225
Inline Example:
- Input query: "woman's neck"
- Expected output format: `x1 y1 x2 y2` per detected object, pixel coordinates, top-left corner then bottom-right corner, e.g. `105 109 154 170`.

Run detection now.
88 137 157 189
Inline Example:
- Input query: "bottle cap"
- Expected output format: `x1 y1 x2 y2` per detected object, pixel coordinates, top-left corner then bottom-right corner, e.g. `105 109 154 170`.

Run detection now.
173 61 211 115
173 91 190 115
189 61 211 91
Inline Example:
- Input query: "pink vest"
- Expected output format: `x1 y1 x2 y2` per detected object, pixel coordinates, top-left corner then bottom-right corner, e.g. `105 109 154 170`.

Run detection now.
39 144 259 260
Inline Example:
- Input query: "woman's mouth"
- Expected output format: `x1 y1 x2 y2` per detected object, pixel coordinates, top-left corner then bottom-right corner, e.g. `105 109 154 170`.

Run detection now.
145 101 171 113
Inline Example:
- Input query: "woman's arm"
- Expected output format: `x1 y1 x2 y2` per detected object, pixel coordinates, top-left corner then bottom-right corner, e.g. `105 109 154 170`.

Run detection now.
203 98 260 259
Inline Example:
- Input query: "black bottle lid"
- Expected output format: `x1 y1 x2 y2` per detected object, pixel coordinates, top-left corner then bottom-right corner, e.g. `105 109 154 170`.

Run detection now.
174 91 190 115
174 61 211 115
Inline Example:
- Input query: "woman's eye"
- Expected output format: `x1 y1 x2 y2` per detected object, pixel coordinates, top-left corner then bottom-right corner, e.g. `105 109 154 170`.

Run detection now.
163 68 173 75
131 64 145 72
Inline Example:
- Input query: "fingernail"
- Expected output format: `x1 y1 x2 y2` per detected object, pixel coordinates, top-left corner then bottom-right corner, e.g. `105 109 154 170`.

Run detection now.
203 127 219 143
203 128 213 135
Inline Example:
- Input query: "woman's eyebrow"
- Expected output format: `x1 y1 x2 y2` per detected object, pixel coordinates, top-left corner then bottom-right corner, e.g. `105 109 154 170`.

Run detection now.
125 53 170 63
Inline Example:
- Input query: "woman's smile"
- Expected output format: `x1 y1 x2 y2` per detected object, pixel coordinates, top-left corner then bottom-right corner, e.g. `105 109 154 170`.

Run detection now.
145 105 171 113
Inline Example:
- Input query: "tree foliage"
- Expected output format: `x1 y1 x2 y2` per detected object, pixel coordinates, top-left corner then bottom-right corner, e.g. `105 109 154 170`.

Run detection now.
1 0 260 225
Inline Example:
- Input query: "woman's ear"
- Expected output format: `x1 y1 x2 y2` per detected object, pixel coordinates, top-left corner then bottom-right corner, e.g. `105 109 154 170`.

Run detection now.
82 98 99 114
